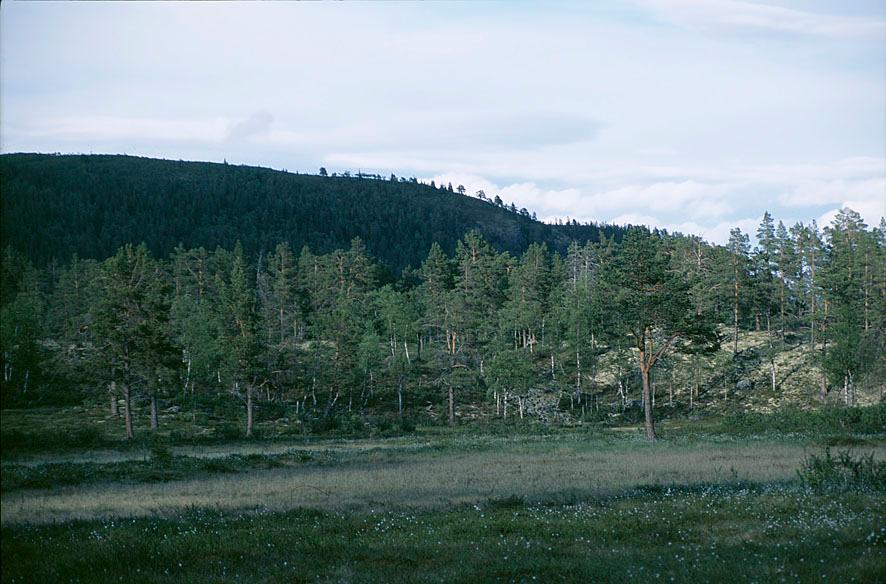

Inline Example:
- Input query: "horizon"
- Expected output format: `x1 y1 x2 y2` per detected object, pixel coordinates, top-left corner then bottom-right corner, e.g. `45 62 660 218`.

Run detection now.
2 1 884 243
3 149 879 246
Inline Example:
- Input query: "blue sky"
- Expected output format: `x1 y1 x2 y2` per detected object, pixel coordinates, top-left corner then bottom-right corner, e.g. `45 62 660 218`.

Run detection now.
2 0 884 243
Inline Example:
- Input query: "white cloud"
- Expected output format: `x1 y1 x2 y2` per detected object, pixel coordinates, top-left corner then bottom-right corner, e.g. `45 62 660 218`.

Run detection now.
226 111 273 143
1 2 882 247
636 0 886 38
819 201 886 230
22 115 228 143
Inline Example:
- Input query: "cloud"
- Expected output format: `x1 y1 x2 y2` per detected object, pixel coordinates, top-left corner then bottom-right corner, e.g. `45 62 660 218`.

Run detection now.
608 215 762 244
1 1 880 247
819 201 886 230
268 112 601 153
422 155 884 246
636 0 886 39
225 111 273 143
20 115 227 143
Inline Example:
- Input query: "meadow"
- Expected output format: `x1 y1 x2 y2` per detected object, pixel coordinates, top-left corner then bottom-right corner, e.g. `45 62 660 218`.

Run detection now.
1 406 884 583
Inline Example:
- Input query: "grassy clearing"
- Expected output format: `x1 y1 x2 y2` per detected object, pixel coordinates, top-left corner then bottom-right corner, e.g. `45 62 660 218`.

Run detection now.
0 450 339 493
2 484 883 583
2 404 884 581
5 435 883 525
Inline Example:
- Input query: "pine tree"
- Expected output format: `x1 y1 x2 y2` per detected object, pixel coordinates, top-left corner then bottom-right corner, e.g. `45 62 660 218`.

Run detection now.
92 244 177 439
603 229 718 440
821 209 872 405
0 265 45 402
727 228 750 354
216 242 261 436
774 221 798 342
419 242 455 354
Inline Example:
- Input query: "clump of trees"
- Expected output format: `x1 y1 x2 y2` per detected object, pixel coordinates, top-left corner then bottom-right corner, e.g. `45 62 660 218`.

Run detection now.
1 209 883 441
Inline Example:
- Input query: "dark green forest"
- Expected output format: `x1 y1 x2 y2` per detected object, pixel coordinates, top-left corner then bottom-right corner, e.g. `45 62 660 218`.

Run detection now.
1 156 884 441
0 153 619 272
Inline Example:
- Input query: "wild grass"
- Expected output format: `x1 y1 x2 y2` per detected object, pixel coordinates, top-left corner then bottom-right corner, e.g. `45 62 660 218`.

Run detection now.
2 483 882 583
2 413 884 582
1 450 331 493
797 448 886 493
6 435 878 525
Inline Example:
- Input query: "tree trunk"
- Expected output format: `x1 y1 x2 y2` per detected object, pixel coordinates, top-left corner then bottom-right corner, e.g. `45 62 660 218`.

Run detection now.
122 384 134 440
809 249 816 353
246 384 254 438
150 393 159 430
448 385 455 426
767 312 776 392
733 269 740 354
640 365 656 441
575 350 581 394
863 258 870 331
397 380 404 418
848 371 854 405
110 381 119 416
779 277 786 343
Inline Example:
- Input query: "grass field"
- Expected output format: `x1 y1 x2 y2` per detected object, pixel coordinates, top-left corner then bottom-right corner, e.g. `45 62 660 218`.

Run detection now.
1 407 884 582
3 484 883 584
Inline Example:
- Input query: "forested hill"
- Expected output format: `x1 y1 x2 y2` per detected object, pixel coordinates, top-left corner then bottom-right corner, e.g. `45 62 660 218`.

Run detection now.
0 153 619 271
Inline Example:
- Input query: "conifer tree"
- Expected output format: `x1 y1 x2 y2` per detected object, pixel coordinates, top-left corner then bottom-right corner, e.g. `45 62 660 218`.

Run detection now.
92 244 176 438
727 228 750 354
603 229 718 440
216 242 261 436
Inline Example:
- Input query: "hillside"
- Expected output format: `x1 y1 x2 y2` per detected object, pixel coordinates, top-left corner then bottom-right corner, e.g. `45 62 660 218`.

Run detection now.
0 153 620 271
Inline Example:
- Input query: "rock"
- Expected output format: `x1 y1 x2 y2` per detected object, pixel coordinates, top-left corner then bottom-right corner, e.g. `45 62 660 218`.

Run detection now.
736 379 753 391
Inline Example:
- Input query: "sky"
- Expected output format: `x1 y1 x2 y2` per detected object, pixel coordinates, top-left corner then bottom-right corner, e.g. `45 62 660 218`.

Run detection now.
1 0 884 243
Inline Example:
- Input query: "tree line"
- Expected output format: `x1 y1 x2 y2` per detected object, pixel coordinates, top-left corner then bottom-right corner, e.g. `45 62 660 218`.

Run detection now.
0 154 619 273
1 208 883 440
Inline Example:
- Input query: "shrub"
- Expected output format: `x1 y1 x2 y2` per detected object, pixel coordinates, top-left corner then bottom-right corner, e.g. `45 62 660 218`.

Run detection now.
149 438 174 465
725 403 886 435
216 423 242 440
0 427 106 453
398 417 416 433
485 495 526 510
797 448 886 493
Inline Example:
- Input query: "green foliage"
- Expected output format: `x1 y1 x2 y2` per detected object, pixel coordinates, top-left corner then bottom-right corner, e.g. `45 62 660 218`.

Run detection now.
0 427 107 454
0 154 617 273
2 485 883 583
723 403 886 435
149 438 174 465
1 155 884 441
797 448 885 493
0 452 308 492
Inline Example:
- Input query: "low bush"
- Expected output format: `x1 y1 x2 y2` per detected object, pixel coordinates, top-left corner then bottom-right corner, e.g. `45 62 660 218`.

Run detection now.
724 403 886 435
797 448 886 493
0 427 107 454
